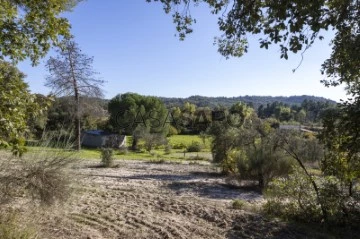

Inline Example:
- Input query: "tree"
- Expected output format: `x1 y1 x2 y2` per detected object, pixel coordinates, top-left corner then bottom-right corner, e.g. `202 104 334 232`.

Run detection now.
46 40 104 150
281 132 328 221
142 132 168 152
210 105 294 186
235 128 294 188
108 93 169 149
0 61 45 155
46 96 75 133
209 102 255 173
320 107 360 197
27 94 53 139
0 0 82 65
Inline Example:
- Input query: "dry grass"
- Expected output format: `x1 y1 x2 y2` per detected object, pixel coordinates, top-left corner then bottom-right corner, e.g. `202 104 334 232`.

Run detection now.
0 209 37 239
0 146 78 238
0 151 76 206
32 160 346 239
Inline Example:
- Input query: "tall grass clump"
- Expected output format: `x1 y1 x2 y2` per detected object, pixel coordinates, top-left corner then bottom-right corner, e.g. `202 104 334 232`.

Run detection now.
0 132 77 237
1 133 76 206
100 148 114 167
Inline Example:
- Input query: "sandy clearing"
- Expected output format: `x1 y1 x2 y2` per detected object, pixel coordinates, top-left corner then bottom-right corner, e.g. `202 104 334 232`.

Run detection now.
37 160 309 239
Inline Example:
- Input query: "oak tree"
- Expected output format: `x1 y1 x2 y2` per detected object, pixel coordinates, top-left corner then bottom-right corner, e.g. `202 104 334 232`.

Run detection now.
0 61 46 155
0 0 82 65
148 0 359 87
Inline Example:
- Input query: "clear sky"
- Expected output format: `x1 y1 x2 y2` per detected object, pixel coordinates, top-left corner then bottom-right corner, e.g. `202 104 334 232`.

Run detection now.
17 0 347 102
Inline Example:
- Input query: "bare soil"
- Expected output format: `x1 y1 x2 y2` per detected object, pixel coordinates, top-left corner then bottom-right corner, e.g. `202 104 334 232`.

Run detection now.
37 161 316 239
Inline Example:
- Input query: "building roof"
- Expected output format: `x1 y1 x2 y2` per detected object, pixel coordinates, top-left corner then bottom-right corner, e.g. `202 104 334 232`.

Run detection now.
84 130 117 136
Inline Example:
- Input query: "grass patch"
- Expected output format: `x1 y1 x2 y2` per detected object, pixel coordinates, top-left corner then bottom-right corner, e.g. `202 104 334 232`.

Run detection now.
148 159 166 164
168 135 212 150
0 210 36 239
21 134 214 162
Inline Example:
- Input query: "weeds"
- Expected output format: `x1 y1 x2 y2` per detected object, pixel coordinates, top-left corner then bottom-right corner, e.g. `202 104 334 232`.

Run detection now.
100 148 114 167
0 210 36 239
148 159 166 164
186 141 203 152
232 199 246 210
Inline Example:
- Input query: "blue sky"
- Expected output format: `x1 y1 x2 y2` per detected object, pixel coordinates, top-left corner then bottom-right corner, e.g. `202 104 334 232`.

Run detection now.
17 0 347 101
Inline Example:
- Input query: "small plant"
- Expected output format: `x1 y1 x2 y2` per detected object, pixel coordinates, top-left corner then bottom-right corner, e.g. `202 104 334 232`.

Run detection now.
117 146 128 155
101 148 114 167
186 141 202 152
189 155 207 161
149 159 166 164
172 143 186 149
232 199 246 210
164 144 172 154
0 151 74 206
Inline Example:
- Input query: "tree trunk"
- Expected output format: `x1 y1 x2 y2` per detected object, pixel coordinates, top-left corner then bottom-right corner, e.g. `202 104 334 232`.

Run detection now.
349 181 353 197
258 173 264 188
131 137 138 151
75 92 81 151
283 142 328 222
68 43 81 151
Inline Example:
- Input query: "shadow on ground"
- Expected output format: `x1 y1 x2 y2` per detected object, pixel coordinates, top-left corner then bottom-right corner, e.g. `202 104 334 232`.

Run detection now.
226 214 311 239
87 171 263 201
166 181 262 200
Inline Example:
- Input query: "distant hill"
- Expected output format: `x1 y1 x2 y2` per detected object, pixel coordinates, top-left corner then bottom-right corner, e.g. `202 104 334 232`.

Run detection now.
157 95 337 108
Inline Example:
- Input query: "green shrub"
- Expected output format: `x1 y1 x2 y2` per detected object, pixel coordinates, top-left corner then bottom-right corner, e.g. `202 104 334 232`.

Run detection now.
117 146 128 155
186 141 202 152
149 159 166 164
172 143 186 149
264 169 360 225
235 147 294 188
164 144 172 154
264 169 321 222
100 148 114 167
232 199 246 210
189 155 207 161
167 126 179 136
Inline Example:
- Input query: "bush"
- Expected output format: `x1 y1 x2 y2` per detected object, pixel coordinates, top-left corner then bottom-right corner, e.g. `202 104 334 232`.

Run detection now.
100 148 114 167
189 155 208 161
235 147 294 188
164 144 172 154
232 199 246 210
186 141 202 152
264 169 322 222
149 159 166 164
264 169 360 225
0 152 74 206
167 125 179 136
117 146 128 155
172 143 186 149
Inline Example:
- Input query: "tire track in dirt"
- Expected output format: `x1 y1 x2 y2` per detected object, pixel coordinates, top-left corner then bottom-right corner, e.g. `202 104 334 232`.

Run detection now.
45 161 265 239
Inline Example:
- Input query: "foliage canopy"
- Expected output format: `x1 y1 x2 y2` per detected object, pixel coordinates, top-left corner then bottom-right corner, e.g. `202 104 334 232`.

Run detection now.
149 0 359 88
0 0 82 65
0 61 45 155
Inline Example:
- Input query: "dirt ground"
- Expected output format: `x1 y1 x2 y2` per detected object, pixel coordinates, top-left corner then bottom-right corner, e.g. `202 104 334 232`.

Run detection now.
37 160 316 239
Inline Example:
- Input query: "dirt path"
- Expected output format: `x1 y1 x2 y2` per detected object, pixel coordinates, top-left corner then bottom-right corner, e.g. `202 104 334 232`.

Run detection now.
39 161 309 239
